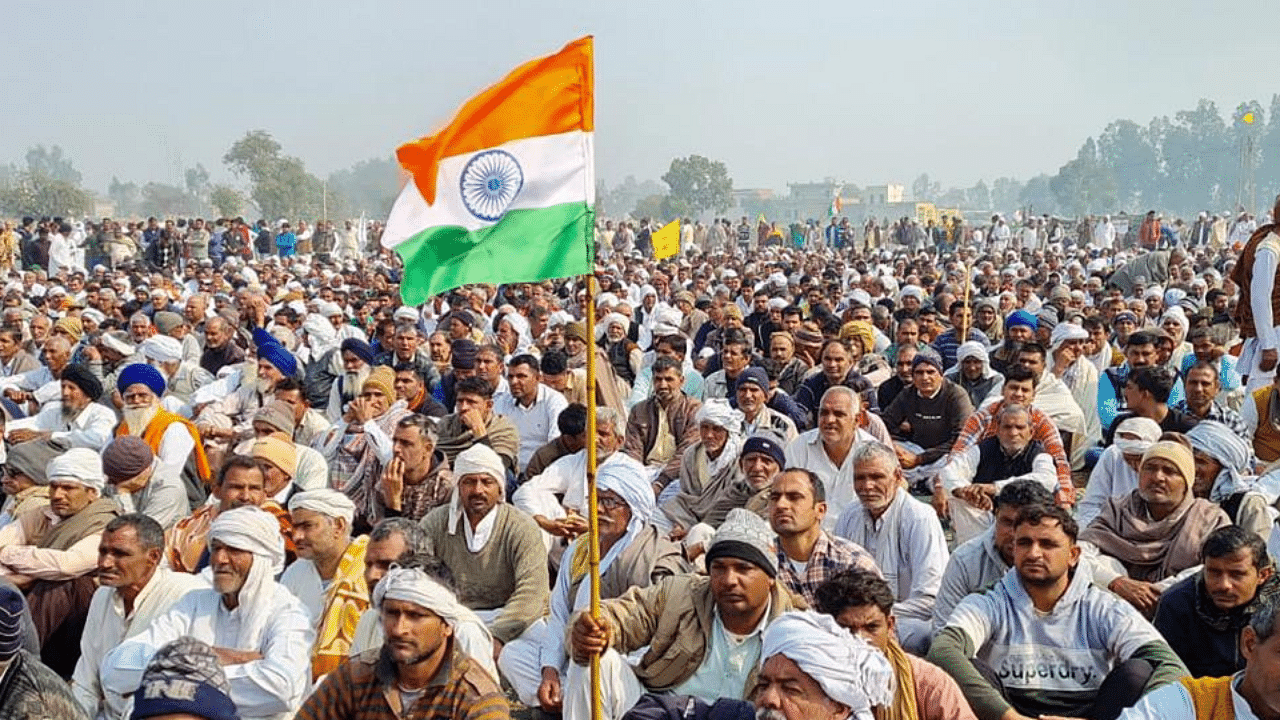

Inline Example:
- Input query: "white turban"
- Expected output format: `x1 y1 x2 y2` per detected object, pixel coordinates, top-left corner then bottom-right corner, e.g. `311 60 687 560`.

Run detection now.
1113 416 1162 456
302 313 336 343
46 448 105 491
141 335 183 363
761 611 895 720
695 398 743 432
288 489 356 527
319 301 344 318
374 566 481 631
448 444 507 538
81 308 106 324
1049 322 1089 351
208 506 286 649
603 312 628 330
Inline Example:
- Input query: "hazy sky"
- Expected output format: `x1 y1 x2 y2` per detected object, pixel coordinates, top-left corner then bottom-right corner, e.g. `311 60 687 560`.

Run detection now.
5 0 1277 196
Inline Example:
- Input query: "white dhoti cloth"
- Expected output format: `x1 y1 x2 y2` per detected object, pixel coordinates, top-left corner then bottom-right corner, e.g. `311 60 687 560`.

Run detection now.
497 618 551 707
1239 338 1277 393
565 649 646 720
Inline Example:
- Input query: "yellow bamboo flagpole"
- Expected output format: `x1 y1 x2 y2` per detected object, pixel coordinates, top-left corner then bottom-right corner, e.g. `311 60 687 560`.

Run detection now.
960 255 972 340
583 272 603 720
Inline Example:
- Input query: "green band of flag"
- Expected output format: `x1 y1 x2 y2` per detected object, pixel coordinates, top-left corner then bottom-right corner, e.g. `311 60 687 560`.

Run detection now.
393 202 594 305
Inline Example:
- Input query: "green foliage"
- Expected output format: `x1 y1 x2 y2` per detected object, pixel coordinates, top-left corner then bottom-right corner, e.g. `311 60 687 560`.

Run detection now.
25 145 82 185
210 185 244 218
139 182 197 217
660 155 732 217
0 171 91 217
633 194 666 220
223 130 325 220
1050 138 1117 215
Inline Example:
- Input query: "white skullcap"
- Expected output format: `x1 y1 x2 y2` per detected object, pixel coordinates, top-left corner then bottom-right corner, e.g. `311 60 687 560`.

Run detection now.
393 306 419 323
101 332 136 356
849 289 872 308
695 398 744 432
288 489 356 526
761 611 895 720
374 566 482 630
209 506 285 575
319 301 344 317
81 308 106 324
602 312 628 330
650 307 684 337
767 297 789 311
46 448 105 491
1114 416 1163 456
597 293 618 309
141 335 183 363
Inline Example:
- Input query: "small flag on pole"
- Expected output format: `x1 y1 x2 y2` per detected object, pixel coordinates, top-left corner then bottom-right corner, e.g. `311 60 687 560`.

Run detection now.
382 37 596 304
652 219 679 259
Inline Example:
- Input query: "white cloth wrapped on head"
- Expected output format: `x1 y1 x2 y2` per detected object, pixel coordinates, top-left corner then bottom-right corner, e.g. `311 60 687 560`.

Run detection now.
141 335 183 363
46 448 105 491
447 444 507 538
208 506 286 648
288 488 356 526
374 565 485 633
1049 321 1089 351
760 610 895 720
1113 416 1162 456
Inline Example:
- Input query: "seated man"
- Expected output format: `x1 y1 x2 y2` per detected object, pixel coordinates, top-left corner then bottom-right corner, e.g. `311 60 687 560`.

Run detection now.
785 386 879 528
834 442 948 653
1243 371 1280 464
432 376 519 474
1077 417 1162 528
421 444 549 666
933 480 1056 630
1119 587 1280 719
115 363 212 503
498 457 685 714
280 489 369 681
658 398 746 536
521 403 587 482
1187 421 1274 539
624 356 702 493
0 583 88 720
1104 366 1199 444
946 365 1074 507
816 569 978 720
4 364 115 450
944 340 1004 411
319 367 414 531
1081 441 1231 614
347 519 497 682
937 404 1058 544
513 407 626 551
101 436 188 531
0 449 119 676
568 509 802 720
929 504 1187 720
493 353 569 471
167 455 294 574
769 467 879 604
0 437 62 529
751 610 895 720
376 413 453 522
71 513 204 720
736 367 798 443
295 559 508 720
102 506 313 720
880 351 973 490
1154 525 1278 679
237 400 330 492
1175 360 1247 436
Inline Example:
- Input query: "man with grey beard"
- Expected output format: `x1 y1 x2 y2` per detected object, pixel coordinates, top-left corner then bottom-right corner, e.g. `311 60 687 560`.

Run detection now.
5 365 116 451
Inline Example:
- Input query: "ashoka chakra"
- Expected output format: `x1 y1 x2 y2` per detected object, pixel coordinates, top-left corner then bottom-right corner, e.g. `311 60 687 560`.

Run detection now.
459 149 524 222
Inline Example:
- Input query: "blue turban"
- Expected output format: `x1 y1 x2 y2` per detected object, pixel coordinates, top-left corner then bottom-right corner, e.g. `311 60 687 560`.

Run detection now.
1006 310 1038 331
251 326 276 349
257 342 298 377
116 363 166 396
340 338 375 366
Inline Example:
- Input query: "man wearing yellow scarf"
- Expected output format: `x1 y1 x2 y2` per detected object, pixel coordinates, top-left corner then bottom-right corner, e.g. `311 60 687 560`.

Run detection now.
816 569 978 720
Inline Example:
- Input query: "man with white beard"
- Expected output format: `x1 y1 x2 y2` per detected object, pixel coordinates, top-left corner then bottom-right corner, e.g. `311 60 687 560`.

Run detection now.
5 364 116 450
198 340 297 459
328 338 374 422
116 363 212 492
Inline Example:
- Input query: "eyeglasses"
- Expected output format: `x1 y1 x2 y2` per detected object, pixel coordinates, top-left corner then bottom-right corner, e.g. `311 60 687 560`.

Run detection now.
597 495 627 512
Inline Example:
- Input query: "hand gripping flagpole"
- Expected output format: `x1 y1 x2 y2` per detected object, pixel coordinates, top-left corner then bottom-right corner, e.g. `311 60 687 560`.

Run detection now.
583 272 603 720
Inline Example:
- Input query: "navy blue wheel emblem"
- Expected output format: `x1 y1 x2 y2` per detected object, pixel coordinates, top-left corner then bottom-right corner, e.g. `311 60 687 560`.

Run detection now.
459 150 524 222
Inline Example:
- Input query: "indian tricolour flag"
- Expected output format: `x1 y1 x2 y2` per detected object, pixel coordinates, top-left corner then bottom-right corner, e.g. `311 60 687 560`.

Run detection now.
383 36 595 304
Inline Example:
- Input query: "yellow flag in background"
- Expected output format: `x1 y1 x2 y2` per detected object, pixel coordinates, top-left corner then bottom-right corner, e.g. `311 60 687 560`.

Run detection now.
652 219 680 259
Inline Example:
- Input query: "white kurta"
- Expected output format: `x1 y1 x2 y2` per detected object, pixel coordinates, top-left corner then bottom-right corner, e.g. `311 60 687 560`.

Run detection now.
100 586 313 720
72 569 208 720
784 428 876 531
5 401 118 450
